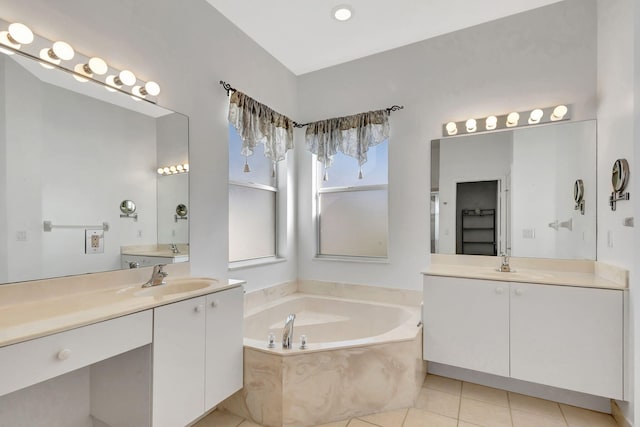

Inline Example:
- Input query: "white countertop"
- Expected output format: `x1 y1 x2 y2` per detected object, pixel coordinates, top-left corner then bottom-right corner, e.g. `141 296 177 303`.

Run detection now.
0 266 244 348
423 254 627 290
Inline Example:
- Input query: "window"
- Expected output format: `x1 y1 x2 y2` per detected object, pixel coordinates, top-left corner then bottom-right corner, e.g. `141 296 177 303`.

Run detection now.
316 141 389 258
228 124 278 263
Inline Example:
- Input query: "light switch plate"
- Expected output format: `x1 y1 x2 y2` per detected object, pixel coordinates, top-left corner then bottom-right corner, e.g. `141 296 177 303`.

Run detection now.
85 229 104 254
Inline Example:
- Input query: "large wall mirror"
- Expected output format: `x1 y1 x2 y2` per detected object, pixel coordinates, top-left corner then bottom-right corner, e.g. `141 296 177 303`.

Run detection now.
431 120 596 260
0 50 188 285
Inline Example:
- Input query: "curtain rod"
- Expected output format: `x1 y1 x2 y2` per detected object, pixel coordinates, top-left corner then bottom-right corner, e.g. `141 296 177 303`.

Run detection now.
219 80 404 128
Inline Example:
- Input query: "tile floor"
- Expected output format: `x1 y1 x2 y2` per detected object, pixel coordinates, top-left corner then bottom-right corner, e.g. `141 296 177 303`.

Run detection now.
195 375 618 427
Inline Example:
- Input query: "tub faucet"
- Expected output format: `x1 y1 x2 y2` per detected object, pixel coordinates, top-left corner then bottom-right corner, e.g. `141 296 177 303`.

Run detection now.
500 253 511 272
169 243 180 254
143 264 168 287
282 314 296 349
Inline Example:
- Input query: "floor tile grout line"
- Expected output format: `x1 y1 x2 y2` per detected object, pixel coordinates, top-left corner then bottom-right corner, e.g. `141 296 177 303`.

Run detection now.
558 403 571 427
507 390 514 427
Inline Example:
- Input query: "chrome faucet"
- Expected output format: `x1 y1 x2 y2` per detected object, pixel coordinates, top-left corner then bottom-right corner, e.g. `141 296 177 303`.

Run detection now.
500 253 511 272
282 314 296 349
169 243 180 254
143 264 168 287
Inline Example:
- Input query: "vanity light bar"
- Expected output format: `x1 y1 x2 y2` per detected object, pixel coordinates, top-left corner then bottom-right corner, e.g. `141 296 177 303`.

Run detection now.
0 18 161 103
443 104 571 137
157 164 189 175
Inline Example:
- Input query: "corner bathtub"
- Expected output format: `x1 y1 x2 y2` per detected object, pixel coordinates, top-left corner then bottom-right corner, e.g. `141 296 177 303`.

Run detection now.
221 294 426 427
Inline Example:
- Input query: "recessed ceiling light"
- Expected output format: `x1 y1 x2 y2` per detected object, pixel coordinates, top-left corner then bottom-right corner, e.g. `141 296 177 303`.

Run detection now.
332 5 353 22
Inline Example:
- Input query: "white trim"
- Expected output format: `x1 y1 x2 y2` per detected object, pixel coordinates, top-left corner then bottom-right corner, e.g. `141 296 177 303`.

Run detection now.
228 256 286 271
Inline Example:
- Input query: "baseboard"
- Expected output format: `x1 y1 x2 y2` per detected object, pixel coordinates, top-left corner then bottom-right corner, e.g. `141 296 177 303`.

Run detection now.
428 362 612 413
611 400 632 427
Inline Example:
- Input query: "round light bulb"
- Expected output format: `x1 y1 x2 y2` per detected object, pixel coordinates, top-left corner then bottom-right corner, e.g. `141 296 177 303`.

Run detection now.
333 6 353 21
528 108 544 124
52 41 74 61
183 163 189 171
8 23 34 45
73 63 90 82
157 168 164 175
551 105 568 121
176 165 184 171
143 81 160 96
87 57 108 75
170 165 177 172
485 116 497 130
39 47 60 66
0 31 19 55
163 167 170 174
466 118 477 133
506 112 520 127
118 70 136 86
445 121 457 136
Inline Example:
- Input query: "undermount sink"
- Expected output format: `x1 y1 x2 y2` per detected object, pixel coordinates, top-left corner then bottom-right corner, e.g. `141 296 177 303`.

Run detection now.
134 277 217 297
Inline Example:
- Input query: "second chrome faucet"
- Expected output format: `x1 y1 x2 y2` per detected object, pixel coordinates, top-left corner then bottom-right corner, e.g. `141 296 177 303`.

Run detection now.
143 264 168 287
282 313 296 349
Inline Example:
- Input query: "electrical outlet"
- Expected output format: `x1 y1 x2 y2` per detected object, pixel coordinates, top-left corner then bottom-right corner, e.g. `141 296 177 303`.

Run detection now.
85 229 104 254
137 230 143 238
16 231 27 242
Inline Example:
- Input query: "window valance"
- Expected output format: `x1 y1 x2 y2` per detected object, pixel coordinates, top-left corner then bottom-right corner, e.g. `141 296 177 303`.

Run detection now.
305 109 390 178
227 90 294 171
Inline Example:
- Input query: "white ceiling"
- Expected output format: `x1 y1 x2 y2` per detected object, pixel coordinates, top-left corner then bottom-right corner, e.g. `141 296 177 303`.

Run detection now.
206 0 565 75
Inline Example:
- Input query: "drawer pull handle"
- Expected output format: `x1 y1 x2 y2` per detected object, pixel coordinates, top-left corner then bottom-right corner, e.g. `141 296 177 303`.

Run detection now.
495 287 504 295
57 349 72 361
515 289 524 296
211 300 219 308
195 304 204 313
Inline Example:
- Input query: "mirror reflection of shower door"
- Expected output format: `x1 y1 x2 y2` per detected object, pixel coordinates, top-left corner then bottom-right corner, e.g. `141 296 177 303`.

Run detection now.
456 180 498 255
430 192 439 253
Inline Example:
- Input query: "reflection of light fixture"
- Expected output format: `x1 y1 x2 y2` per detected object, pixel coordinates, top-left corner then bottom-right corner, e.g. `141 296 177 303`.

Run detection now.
445 122 457 136
528 108 544 124
157 163 189 175
105 75 121 91
73 63 90 82
48 41 75 60
332 5 353 21
506 112 520 127
486 116 497 130
551 105 568 121
114 69 136 86
466 119 477 133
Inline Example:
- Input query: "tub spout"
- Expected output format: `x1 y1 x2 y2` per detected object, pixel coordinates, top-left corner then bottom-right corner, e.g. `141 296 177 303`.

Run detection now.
282 314 296 349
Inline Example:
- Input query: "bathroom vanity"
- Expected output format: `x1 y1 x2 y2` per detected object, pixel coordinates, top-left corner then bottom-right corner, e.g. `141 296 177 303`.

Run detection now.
0 264 243 427
422 255 627 402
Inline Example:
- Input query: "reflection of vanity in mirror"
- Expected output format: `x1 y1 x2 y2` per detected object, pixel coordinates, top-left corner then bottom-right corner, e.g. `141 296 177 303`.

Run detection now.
431 120 596 260
0 50 189 284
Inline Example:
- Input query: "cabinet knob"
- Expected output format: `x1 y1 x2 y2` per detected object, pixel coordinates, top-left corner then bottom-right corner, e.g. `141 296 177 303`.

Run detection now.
211 300 219 308
495 287 504 295
57 348 72 360
515 289 524 296
194 304 204 313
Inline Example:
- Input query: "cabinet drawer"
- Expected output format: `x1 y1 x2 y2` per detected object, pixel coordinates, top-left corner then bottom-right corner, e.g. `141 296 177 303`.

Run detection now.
0 310 152 397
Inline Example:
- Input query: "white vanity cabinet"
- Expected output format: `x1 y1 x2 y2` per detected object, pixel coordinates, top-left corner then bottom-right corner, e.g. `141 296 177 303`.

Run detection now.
423 276 509 376
510 283 623 399
152 286 243 427
0 310 152 398
423 275 624 399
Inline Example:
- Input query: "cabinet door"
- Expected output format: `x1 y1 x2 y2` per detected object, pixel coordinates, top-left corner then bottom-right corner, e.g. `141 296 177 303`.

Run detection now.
510 283 623 399
153 296 206 427
205 286 244 409
423 276 509 376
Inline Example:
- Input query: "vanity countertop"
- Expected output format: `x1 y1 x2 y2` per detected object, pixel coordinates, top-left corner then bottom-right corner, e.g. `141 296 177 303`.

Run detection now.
0 266 244 348
423 254 627 290
121 244 189 258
